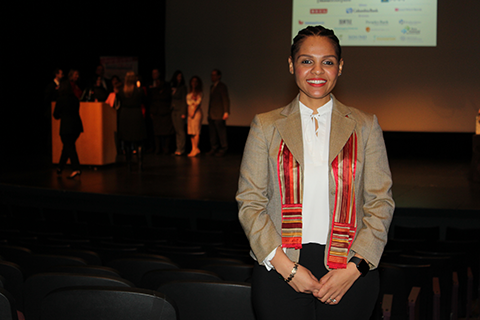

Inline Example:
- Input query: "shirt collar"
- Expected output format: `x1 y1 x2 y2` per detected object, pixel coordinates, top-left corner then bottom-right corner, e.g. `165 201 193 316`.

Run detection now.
299 98 333 117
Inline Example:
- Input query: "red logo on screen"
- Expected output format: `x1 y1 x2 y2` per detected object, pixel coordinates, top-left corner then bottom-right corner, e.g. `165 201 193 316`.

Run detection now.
310 9 328 14
299 20 304 25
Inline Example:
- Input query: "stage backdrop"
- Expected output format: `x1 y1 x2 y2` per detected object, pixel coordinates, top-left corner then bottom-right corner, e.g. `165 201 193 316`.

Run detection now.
165 0 479 133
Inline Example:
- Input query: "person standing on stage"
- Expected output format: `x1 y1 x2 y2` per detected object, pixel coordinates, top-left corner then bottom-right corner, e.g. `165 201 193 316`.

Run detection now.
207 69 230 157
54 78 83 179
45 68 64 103
170 70 188 156
149 69 173 155
236 25 394 319
186 76 203 157
68 69 82 100
116 71 147 169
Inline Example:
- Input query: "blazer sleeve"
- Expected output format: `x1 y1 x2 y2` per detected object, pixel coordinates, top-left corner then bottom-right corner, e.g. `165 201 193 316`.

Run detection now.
220 83 230 114
236 115 282 264
350 114 394 269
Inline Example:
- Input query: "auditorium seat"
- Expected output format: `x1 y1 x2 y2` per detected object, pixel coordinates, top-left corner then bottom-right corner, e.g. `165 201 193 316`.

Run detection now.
43 236 91 248
408 287 421 320
0 245 33 269
48 265 121 277
393 225 440 241
46 248 102 265
451 272 459 320
106 258 180 286
201 263 253 282
385 238 434 254
39 286 177 320
30 254 87 276
445 227 480 242
194 257 246 268
0 287 19 320
140 269 222 289
23 272 133 320
157 280 255 320
371 263 408 320
114 252 173 262
0 261 24 312
379 261 432 319
380 294 393 320
214 247 252 265
147 245 207 268
86 246 138 264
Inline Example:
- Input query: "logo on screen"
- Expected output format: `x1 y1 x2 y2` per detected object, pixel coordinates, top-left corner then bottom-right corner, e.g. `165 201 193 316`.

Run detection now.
310 9 328 14
401 26 420 35
346 8 353 13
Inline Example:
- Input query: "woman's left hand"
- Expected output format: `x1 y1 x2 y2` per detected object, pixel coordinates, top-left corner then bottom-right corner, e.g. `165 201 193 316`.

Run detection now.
312 262 361 305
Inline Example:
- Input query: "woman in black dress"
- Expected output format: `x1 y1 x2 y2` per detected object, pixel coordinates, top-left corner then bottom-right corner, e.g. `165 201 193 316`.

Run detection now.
116 71 147 169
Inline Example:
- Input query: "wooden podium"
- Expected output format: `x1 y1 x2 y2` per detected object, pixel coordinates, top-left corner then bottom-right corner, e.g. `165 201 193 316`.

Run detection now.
52 102 117 166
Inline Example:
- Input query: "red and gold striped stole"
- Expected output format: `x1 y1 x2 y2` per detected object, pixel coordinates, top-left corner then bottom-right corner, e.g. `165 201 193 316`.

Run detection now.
277 132 358 269
277 140 303 249
327 132 358 269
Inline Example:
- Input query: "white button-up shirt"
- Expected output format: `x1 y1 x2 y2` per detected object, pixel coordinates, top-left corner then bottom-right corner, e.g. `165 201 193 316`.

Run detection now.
264 99 332 270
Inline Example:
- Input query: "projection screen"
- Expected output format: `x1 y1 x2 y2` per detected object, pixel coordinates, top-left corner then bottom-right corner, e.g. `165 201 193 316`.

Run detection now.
292 0 437 47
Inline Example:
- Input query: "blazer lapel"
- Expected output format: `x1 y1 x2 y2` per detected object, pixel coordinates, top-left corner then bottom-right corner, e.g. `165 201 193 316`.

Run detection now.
329 96 356 164
274 96 304 167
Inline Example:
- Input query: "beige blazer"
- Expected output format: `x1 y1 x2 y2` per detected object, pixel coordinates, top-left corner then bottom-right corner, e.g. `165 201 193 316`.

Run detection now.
236 94 394 270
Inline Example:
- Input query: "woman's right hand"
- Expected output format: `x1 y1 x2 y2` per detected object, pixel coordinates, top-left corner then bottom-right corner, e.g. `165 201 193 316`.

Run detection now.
287 264 321 294
271 247 321 294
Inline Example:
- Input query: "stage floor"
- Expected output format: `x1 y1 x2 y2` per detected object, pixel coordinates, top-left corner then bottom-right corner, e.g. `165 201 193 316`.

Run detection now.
1 153 479 212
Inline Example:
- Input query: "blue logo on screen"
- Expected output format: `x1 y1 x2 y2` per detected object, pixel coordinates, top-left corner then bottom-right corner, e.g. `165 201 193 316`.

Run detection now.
346 8 353 14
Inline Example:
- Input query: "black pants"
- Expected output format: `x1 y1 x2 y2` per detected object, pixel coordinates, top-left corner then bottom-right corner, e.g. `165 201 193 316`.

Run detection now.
59 133 80 171
252 244 379 320
208 118 228 152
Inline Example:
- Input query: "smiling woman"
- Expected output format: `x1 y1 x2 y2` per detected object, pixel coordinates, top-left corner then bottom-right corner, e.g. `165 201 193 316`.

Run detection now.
236 25 394 320
288 35 343 110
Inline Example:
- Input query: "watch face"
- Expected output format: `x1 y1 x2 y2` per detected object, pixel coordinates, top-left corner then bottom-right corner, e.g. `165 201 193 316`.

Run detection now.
358 260 369 276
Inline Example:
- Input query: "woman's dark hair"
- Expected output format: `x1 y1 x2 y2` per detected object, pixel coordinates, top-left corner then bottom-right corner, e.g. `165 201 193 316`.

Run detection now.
291 25 341 60
170 70 185 88
189 76 203 94
58 78 73 96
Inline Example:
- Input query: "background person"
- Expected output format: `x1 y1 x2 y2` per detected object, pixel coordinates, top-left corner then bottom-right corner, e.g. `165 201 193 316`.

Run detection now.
186 76 203 157
149 70 173 155
53 79 83 179
116 71 147 169
207 69 230 157
170 70 188 156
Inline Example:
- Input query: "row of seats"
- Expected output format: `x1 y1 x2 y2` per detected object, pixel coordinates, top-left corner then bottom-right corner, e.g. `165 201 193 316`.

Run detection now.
0 249 255 320
1 205 479 319
373 225 480 320
0 207 255 320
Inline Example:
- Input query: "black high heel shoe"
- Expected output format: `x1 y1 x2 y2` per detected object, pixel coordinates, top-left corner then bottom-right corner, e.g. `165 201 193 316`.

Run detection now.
68 170 81 179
